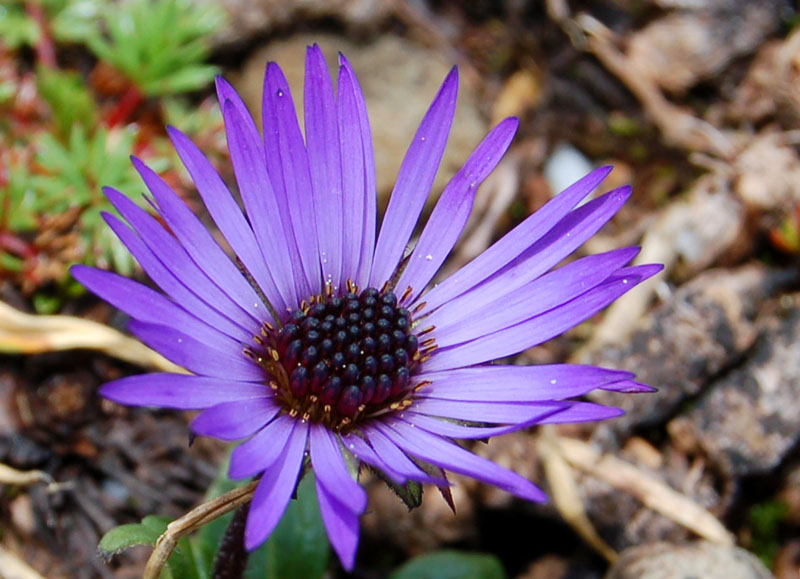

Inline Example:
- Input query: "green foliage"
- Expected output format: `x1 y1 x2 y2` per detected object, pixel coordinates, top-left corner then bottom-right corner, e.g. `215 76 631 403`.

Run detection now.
30 125 152 275
0 2 39 49
85 0 223 96
99 465 330 579
747 500 788 568
36 66 96 136
390 550 506 579
0 0 101 48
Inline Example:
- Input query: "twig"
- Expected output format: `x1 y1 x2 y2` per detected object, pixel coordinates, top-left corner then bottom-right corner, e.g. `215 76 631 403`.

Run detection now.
143 481 258 579
0 546 46 579
538 427 618 563
0 301 185 373
555 435 734 545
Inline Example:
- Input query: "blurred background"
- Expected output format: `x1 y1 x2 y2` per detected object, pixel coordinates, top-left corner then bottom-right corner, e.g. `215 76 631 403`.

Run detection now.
1 0 799 577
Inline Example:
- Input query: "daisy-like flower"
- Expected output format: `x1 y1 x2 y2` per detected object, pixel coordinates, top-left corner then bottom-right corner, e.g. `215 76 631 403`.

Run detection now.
73 45 661 570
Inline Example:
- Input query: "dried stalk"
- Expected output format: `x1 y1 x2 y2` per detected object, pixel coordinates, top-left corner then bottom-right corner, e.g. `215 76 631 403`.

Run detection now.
143 481 258 579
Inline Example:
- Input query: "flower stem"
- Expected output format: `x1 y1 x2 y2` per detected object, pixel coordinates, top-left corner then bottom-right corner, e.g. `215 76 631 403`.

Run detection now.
212 504 250 579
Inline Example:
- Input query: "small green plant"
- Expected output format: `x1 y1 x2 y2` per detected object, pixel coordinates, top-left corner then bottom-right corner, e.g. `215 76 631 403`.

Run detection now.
85 0 223 97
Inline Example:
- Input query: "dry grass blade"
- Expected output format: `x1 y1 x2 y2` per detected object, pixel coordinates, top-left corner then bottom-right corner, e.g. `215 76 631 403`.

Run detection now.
143 481 258 579
556 435 734 545
0 546 46 579
538 426 618 563
0 301 185 373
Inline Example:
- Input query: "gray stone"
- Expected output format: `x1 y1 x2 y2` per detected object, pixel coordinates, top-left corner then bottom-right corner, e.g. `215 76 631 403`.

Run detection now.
669 292 800 477
605 541 773 579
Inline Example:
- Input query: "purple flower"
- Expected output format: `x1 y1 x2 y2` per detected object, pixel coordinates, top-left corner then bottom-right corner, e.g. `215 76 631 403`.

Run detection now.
73 45 661 570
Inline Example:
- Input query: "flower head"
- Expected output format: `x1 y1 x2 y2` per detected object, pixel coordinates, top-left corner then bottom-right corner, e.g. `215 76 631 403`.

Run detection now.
73 45 661 570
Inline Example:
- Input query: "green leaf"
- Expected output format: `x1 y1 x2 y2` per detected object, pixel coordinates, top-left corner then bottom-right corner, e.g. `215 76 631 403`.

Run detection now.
390 551 506 579
98 514 170 558
246 474 330 579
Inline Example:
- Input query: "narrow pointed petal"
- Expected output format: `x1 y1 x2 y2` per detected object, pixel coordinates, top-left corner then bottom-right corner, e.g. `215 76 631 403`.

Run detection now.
229 414 297 479
536 402 624 423
102 212 251 342
129 160 268 323
425 264 662 371
430 247 640 347
360 426 446 484
600 380 657 393
191 397 280 441
396 117 519 303
263 62 321 295
305 45 343 291
99 374 267 409
168 122 293 312
310 425 367 514
71 265 241 352
340 434 407 484
423 186 633 324
376 421 546 502
103 190 256 336
418 166 613 313
397 411 566 439
316 479 360 571
337 61 368 285
339 55 377 288
416 365 635 403
127 320 262 381
370 67 459 287
244 420 309 550
411 397 564 423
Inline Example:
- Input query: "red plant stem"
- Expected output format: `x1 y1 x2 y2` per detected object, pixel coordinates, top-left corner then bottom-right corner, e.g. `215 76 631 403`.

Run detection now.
0 231 36 259
26 1 57 68
105 85 145 127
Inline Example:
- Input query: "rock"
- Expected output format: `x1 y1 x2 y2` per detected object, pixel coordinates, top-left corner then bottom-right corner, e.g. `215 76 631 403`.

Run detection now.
605 541 773 579
581 265 794 442
213 0 391 47
668 292 800 477
627 0 789 94
236 33 488 208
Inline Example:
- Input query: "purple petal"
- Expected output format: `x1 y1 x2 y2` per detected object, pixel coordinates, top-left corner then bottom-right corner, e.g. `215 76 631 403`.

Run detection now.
244 419 309 550
418 166 613 314
375 420 546 502
396 411 566 439
396 117 519 303
304 45 343 292
229 414 297 479
422 186 633 325
425 264 661 372
537 401 624 423
99 374 268 410
336 60 369 286
309 425 367 514
429 247 640 347
168 122 294 313
191 397 280 441
339 55 377 289
416 364 635 402
600 380 657 393
316 478 360 571
369 67 459 287
263 62 321 296
340 434 407 484
410 397 564 424
101 211 253 342
358 426 447 485
130 159 268 324
127 320 263 381
72 265 241 352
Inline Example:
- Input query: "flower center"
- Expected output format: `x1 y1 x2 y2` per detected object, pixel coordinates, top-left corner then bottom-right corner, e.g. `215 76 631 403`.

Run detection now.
248 286 425 430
